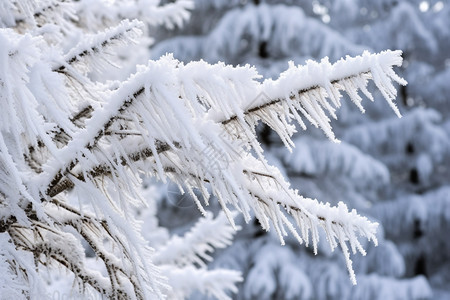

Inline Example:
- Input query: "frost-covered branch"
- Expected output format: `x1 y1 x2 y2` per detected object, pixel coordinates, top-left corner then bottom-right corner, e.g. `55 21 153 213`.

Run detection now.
150 212 242 299
1 197 162 299
152 153 377 284
162 266 242 300
218 50 406 142
0 1 409 295
54 19 144 73
154 212 239 267
75 0 193 30
7 221 111 296
44 50 405 191
25 50 404 287
13 0 74 26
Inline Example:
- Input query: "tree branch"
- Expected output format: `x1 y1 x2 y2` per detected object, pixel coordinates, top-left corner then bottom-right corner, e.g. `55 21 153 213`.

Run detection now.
53 19 144 73
221 72 371 125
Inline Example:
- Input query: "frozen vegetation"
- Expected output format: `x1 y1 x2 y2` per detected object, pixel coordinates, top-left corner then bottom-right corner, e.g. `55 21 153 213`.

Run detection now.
0 0 449 299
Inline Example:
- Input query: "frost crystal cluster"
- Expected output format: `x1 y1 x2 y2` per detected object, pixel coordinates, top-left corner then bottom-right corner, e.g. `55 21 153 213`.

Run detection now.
0 0 409 299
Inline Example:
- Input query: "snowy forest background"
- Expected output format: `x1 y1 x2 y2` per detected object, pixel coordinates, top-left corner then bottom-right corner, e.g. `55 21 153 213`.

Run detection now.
1 0 449 299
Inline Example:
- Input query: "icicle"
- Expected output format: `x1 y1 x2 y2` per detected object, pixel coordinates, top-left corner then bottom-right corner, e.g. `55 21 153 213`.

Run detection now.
341 77 365 113
339 234 357 285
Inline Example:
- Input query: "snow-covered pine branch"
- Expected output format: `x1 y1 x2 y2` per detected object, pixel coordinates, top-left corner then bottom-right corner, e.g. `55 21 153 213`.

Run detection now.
0 1 408 297
38 50 405 199
218 50 406 142
14 0 75 26
54 19 144 74
153 212 240 267
154 151 379 285
23 50 405 286
162 266 242 300
75 0 193 31
153 212 242 300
